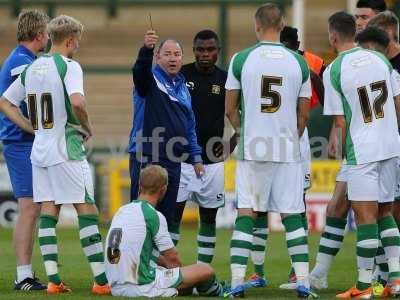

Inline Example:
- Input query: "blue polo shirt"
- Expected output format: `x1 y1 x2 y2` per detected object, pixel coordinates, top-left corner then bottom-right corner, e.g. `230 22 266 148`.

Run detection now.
0 45 35 143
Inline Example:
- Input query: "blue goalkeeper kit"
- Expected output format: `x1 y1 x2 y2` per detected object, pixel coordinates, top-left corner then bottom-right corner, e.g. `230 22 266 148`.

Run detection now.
0 45 35 198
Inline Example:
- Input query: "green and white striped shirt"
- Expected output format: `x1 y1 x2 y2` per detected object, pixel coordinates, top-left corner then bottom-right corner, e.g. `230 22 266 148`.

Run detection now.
105 200 174 285
323 47 400 165
3 53 86 167
225 42 311 162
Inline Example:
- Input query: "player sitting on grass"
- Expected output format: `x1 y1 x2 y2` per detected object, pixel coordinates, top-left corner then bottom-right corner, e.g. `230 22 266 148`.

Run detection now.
105 165 227 298
0 15 110 295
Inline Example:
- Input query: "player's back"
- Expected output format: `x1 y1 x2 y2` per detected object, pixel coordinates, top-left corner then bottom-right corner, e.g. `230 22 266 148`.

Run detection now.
23 53 85 167
326 47 400 164
227 42 310 162
105 201 162 286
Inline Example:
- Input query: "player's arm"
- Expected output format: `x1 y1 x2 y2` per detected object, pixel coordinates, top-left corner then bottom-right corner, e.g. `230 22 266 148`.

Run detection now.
225 90 241 134
328 123 339 159
390 70 400 125
297 98 310 137
0 97 33 134
395 95 400 125
0 75 33 134
65 61 92 139
332 115 346 156
310 69 325 106
323 65 345 157
132 30 158 97
158 248 182 268
213 132 239 161
70 93 92 139
225 54 242 135
153 212 182 268
297 57 312 137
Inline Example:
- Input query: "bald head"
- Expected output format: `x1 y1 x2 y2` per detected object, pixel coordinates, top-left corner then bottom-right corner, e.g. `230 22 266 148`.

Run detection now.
156 39 184 77
255 3 284 32
157 39 183 53
139 165 168 195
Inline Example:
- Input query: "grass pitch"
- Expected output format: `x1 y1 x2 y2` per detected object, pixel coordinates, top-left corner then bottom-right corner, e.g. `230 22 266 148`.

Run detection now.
0 225 357 299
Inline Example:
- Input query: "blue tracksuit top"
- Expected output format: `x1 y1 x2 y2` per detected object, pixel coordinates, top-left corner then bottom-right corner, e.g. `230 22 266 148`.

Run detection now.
128 46 202 164
0 45 35 142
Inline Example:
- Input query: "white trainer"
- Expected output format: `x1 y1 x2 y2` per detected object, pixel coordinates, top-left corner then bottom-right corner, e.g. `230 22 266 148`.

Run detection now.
309 274 328 290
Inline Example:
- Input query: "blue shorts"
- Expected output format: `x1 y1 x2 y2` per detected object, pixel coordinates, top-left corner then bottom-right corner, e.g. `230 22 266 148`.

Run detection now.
2 142 33 199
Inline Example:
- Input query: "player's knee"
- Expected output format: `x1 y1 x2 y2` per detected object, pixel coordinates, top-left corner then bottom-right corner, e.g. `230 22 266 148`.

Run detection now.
378 202 393 219
74 203 99 215
199 264 215 280
326 193 349 218
18 200 40 220
237 208 253 217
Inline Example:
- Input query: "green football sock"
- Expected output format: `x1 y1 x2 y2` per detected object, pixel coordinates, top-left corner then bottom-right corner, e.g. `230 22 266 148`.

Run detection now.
38 214 61 284
230 216 254 288
251 214 268 277
197 222 216 264
356 224 378 290
169 221 181 246
78 214 108 285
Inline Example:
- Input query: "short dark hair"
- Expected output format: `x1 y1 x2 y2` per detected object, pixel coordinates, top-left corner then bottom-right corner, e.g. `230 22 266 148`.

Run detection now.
255 2 283 31
280 26 299 44
355 25 390 48
356 0 387 12
193 29 220 45
329 11 356 40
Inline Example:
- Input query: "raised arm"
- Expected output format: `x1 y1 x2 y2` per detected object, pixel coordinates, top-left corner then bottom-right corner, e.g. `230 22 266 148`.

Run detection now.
132 30 158 97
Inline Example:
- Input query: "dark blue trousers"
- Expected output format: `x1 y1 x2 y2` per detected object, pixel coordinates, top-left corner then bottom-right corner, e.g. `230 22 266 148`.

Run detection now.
129 153 181 226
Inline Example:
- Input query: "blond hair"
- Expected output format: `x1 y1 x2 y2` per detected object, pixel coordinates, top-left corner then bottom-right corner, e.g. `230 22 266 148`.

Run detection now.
139 165 168 194
255 2 283 31
17 10 49 42
48 15 83 45
368 11 399 41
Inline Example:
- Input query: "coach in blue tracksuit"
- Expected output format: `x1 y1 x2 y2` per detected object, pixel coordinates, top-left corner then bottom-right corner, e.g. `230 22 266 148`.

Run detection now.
129 30 205 227
0 10 48 290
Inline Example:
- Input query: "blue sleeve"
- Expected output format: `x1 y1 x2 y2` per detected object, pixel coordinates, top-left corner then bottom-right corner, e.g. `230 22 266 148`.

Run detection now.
10 55 32 80
185 102 203 165
132 47 154 97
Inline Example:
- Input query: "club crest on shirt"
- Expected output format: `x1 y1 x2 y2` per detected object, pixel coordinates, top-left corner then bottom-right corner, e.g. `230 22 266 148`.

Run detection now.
165 269 174 278
211 84 221 95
